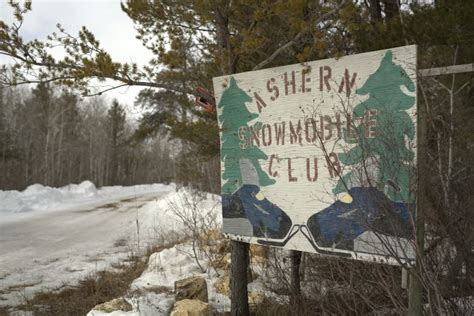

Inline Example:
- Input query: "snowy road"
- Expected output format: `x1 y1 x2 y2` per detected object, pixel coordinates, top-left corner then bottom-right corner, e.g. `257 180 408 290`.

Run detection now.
0 186 174 307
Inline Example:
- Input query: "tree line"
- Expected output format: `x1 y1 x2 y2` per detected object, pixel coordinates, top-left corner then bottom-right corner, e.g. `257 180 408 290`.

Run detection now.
0 83 215 191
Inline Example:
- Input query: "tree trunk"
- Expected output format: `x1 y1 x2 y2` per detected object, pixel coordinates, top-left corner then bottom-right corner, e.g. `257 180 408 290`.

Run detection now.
383 0 400 20
368 0 382 22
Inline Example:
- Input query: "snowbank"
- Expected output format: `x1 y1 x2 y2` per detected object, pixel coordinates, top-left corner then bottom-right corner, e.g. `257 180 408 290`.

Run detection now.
0 181 175 222
88 241 231 316
132 245 205 290
0 183 224 310
84 189 225 316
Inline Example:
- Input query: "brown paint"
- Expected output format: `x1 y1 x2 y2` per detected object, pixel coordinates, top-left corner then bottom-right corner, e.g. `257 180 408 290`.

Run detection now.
326 152 341 178
274 122 285 146
238 126 248 149
319 115 325 140
254 92 267 113
366 110 377 138
301 66 311 93
262 124 272 146
346 114 355 139
284 71 296 95
319 66 331 92
269 154 278 177
250 125 261 147
306 158 318 182
335 113 342 139
289 120 302 145
324 115 333 140
266 78 279 101
338 69 357 97
288 158 297 182
305 118 317 143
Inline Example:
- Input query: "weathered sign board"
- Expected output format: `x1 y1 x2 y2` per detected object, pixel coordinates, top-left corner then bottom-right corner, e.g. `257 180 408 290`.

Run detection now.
213 45 417 264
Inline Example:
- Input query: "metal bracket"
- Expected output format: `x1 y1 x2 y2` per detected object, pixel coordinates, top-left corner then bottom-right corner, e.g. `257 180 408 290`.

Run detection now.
193 86 216 113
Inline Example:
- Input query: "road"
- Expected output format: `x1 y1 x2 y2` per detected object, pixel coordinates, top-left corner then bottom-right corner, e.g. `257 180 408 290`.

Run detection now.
0 191 170 307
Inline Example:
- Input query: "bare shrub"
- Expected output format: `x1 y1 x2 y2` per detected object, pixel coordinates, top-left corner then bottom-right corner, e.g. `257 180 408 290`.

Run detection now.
165 187 225 275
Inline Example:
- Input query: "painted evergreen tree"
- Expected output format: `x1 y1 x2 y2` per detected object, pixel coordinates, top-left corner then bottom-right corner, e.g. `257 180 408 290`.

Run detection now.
219 77 275 194
334 50 416 202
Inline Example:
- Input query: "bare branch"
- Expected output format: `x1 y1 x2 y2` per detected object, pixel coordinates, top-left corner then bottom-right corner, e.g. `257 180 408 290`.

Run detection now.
1 49 196 95
81 83 130 97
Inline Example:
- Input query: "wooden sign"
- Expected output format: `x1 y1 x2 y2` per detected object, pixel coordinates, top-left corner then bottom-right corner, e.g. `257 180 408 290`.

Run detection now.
213 46 417 264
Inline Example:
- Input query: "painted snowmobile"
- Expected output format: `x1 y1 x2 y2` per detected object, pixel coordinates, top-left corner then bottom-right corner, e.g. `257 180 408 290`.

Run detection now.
256 186 413 257
222 184 292 239
307 186 413 252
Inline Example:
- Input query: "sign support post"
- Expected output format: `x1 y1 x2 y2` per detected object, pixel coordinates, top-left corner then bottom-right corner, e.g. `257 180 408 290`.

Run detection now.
290 250 302 306
231 240 250 316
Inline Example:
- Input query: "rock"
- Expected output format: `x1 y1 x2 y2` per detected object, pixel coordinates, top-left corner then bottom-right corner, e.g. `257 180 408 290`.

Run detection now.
214 273 231 296
217 239 231 254
248 290 265 311
250 244 269 258
175 276 208 303
209 252 231 271
170 299 213 316
200 229 222 243
208 258 226 271
223 252 231 265
214 269 257 297
93 297 132 313
251 255 269 268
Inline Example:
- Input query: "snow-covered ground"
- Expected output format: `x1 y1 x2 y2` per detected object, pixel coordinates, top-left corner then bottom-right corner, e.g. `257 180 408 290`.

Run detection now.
0 181 271 315
0 181 212 307
88 242 233 316
0 181 173 223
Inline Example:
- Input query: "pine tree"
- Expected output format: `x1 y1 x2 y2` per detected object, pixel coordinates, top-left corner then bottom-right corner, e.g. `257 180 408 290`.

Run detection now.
219 77 275 194
334 50 416 203
107 99 126 185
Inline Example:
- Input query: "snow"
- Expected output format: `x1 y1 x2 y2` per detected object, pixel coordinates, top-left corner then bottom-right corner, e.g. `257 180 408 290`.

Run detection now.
131 246 204 290
0 181 172 223
87 240 233 316
0 181 233 316
83 188 229 315
0 181 263 315
0 181 177 307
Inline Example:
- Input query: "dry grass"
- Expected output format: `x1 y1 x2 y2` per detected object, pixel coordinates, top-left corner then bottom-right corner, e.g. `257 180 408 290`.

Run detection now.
0 306 10 316
4 241 180 316
113 238 128 248
10 260 147 316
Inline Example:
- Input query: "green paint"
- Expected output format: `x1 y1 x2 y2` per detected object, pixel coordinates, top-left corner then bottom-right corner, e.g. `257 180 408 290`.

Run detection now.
219 77 275 194
334 50 416 202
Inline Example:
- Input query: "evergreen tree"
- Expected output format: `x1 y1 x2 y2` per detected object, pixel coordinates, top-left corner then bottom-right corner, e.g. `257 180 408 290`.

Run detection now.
0 87 13 161
334 50 416 203
219 77 275 194
107 99 126 185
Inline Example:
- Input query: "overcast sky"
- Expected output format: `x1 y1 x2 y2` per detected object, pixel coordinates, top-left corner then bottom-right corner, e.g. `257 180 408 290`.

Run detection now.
0 0 154 114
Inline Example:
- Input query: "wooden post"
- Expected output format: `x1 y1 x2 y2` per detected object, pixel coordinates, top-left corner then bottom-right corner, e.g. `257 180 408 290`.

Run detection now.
290 250 302 306
408 213 424 315
408 201 424 315
231 240 250 316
